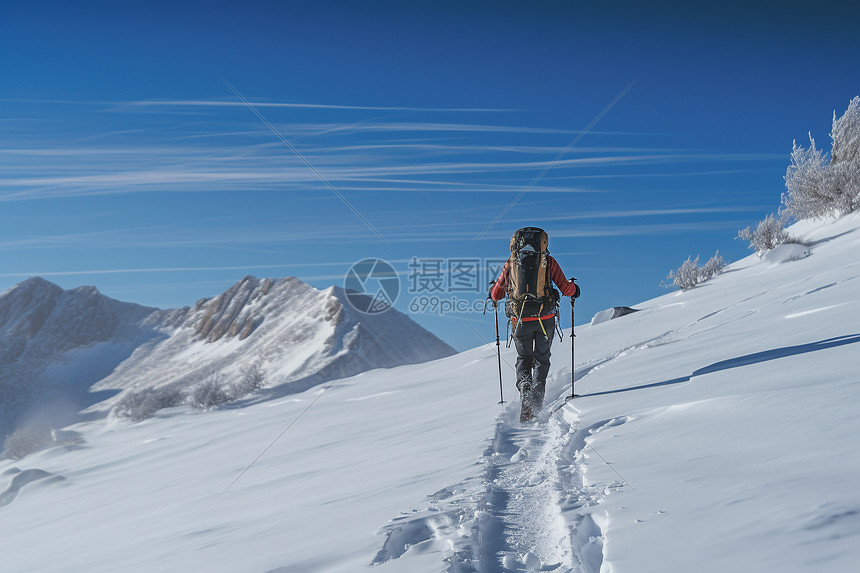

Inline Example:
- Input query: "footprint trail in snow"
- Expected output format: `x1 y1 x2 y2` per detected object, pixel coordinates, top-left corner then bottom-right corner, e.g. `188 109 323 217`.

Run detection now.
373 371 627 572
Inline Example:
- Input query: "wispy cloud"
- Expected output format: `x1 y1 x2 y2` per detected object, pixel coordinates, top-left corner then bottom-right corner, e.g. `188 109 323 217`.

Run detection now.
0 144 781 202
557 167 780 179
120 99 513 113
224 80 391 247
535 206 768 221
0 218 388 251
0 204 751 255
549 221 746 238
0 264 297 279
473 80 638 243
295 121 591 136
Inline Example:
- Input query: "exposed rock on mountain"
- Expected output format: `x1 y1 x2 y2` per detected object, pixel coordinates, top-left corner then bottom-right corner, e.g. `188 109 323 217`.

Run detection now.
0 276 455 433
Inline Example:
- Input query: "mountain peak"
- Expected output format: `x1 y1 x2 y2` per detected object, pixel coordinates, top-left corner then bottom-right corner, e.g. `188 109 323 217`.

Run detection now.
90 274 454 411
0 277 64 346
2 276 63 298
18 276 57 287
69 285 102 297
194 275 282 342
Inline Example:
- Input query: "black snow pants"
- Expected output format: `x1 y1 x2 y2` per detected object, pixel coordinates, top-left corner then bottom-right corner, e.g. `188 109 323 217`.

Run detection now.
514 315 555 410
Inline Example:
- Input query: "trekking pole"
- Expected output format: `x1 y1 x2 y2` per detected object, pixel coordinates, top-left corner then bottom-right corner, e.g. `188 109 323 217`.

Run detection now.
494 300 505 404
570 298 577 399
484 284 504 405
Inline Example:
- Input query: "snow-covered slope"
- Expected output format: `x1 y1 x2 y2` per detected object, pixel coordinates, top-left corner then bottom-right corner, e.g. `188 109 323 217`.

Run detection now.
1 214 858 572
0 277 157 434
89 276 455 410
562 213 860 572
0 276 454 435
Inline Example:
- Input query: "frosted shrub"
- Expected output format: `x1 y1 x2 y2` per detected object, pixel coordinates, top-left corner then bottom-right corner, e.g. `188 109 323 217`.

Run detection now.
664 251 726 291
783 97 860 218
233 363 268 397
737 212 798 255
190 371 232 410
665 255 700 291
115 387 185 422
699 251 726 281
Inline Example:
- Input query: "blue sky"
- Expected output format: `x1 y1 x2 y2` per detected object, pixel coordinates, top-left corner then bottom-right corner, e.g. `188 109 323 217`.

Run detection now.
2 1 858 350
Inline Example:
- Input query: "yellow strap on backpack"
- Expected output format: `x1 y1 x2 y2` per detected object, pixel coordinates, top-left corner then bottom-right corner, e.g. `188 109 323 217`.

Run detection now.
537 303 548 338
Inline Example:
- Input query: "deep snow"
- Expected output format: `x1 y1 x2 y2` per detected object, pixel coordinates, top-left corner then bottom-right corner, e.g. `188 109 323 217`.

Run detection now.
1 213 858 572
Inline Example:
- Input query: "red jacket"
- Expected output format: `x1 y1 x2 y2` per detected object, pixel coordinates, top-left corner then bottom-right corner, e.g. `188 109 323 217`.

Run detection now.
490 255 579 303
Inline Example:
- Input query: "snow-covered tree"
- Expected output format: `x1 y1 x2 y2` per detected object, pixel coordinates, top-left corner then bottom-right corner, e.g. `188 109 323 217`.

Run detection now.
783 135 831 219
699 251 726 281
828 97 860 214
665 255 700 291
664 251 726 291
783 97 860 219
737 212 798 255
831 96 860 166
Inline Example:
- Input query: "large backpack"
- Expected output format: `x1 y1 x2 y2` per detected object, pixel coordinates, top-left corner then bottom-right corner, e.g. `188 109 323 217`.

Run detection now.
505 227 559 319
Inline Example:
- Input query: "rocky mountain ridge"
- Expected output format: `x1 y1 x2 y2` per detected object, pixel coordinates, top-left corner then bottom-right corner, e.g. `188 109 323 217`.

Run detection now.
0 276 454 435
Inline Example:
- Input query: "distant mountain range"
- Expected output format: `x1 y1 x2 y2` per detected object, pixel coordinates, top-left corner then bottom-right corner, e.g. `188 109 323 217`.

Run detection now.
0 276 454 435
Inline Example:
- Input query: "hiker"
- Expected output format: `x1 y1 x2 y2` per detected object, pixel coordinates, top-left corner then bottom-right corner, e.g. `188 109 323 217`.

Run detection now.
489 227 580 419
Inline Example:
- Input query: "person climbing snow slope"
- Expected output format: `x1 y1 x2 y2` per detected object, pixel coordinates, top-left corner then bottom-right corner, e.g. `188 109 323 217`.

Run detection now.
489 227 580 421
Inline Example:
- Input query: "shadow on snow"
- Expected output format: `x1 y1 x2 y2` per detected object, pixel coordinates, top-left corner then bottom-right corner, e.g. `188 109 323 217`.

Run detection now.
579 334 860 398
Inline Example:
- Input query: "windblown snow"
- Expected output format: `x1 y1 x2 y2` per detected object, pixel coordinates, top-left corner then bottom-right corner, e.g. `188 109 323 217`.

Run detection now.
1 214 859 572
